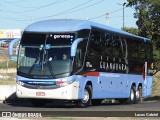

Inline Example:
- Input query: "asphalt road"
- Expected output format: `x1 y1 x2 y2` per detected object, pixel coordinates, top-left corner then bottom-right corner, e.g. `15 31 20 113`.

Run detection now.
0 100 160 117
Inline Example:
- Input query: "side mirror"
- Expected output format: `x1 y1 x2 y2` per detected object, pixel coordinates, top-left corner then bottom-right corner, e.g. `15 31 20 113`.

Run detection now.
8 38 20 61
8 38 20 56
71 38 83 57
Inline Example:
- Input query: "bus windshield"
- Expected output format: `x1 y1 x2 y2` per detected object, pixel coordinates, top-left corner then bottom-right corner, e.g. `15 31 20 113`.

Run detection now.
17 32 75 79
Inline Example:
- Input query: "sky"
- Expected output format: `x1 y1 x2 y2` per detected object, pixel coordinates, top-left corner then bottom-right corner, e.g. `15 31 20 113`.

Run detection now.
0 0 137 30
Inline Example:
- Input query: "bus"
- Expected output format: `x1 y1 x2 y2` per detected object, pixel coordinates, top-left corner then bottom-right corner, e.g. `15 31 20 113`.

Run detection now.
9 19 153 107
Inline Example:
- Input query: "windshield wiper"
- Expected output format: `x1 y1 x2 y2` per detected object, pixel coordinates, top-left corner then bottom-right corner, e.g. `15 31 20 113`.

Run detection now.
47 60 56 79
39 35 56 78
28 46 42 75
40 35 49 75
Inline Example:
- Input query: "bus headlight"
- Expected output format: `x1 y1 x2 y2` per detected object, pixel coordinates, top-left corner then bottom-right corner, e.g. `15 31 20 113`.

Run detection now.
16 80 24 86
56 77 76 87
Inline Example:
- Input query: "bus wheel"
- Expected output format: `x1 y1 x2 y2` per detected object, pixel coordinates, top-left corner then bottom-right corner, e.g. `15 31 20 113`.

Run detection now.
135 86 143 103
126 86 136 104
30 99 46 107
77 85 91 108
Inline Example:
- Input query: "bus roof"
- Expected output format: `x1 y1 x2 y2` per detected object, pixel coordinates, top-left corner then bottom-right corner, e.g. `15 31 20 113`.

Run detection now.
25 19 150 41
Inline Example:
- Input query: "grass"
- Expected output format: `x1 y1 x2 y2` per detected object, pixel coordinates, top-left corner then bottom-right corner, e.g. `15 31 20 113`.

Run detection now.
144 96 160 101
0 60 16 69
152 71 160 97
0 78 16 85
0 60 16 85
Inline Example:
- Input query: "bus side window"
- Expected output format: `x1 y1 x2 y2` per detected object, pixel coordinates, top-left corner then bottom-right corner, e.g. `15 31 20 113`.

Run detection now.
144 42 153 74
73 29 89 72
139 42 145 61
146 43 153 62
74 40 87 69
112 35 123 58
104 33 112 56
86 30 101 69
105 35 122 59
127 40 143 74
122 38 127 58
75 49 82 67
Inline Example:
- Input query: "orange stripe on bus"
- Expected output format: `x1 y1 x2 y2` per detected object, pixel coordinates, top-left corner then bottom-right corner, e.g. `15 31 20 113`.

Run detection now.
83 72 99 76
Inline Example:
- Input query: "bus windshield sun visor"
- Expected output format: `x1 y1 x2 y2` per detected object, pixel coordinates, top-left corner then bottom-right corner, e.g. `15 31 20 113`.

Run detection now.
71 38 83 57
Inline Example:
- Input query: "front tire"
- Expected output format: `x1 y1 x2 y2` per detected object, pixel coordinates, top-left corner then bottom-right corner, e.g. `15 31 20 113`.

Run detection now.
77 85 91 108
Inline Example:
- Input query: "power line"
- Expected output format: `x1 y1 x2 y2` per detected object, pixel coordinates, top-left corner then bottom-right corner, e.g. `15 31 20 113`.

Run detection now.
0 1 124 22
0 11 29 24
0 0 124 24
0 0 68 19
4 0 66 9
1 0 26 3
37 0 94 18
89 7 127 20
35 0 104 20
61 0 104 16
0 0 97 22
1 0 68 13
0 5 37 18
0 0 95 20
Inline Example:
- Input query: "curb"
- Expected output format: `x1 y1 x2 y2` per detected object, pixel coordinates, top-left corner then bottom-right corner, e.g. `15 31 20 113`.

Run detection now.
0 85 16 103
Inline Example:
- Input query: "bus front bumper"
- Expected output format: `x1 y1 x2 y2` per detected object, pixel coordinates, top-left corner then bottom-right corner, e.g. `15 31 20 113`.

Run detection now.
16 82 79 100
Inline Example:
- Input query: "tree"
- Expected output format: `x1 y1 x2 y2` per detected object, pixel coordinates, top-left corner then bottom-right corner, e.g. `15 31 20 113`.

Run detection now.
127 0 150 37
127 0 160 68
122 27 139 35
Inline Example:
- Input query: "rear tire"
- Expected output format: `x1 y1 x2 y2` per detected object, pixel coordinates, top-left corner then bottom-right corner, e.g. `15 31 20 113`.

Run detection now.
126 86 136 104
77 85 91 108
135 86 143 103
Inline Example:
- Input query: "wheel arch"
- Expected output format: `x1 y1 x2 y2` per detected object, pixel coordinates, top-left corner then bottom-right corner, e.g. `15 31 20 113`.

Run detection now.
132 82 136 88
127 82 136 97
80 80 93 98
76 80 93 107
138 83 142 89
86 81 93 95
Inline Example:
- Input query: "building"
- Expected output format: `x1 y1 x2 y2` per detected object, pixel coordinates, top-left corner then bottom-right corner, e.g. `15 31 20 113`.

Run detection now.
0 29 21 48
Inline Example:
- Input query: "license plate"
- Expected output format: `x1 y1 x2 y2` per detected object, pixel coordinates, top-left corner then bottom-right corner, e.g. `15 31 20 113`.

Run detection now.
36 92 45 96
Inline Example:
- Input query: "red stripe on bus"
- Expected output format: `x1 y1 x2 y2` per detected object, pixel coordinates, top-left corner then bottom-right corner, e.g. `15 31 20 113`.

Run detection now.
83 72 99 76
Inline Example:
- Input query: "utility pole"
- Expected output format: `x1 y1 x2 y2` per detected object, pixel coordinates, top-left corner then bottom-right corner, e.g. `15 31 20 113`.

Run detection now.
118 3 126 29
105 12 109 25
123 3 126 29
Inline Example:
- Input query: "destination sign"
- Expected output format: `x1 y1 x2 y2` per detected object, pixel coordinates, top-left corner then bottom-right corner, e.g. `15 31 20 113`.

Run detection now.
54 35 73 39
